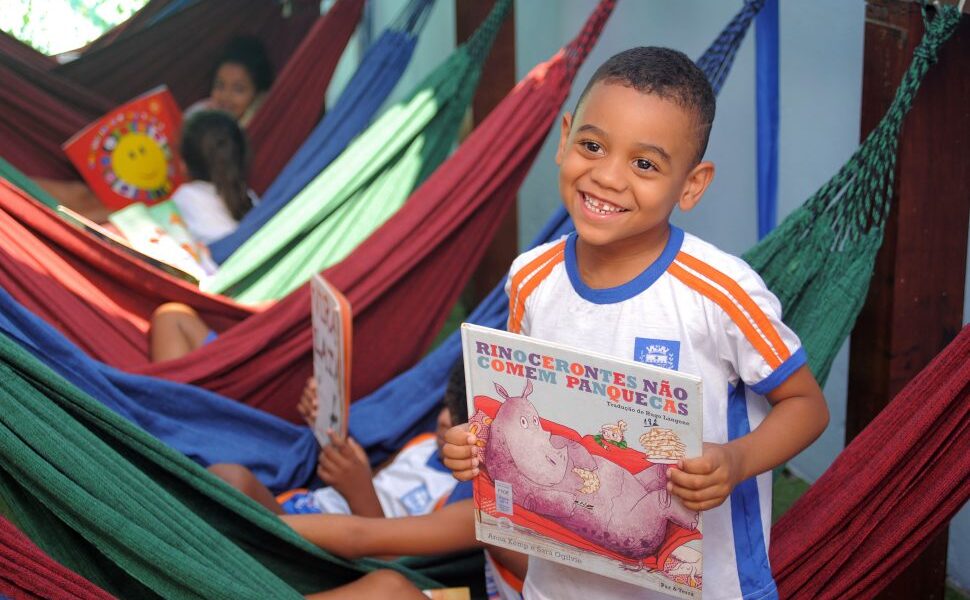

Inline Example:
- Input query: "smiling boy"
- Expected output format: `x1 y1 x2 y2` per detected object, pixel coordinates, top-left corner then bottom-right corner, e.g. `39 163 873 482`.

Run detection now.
443 47 829 600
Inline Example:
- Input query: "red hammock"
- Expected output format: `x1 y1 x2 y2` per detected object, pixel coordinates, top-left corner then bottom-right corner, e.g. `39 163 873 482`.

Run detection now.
134 0 617 420
0 180 254 367
247 0 366 194
0 31 56 72
0 1 615 422
772 325 970 599
0 42 112 121
0 515 116 600
52 0 320 108
0 59 93 179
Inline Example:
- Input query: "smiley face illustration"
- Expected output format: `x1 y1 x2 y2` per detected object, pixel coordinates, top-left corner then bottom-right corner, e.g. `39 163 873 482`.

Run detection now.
110 132 168 190
90 113 178 203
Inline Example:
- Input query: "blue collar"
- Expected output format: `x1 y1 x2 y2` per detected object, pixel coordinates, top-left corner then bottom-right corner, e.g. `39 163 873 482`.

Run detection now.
564 226 684 304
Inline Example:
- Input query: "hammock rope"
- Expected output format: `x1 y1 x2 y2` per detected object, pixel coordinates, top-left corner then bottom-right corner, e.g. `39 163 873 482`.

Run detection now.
695 0 765 95
742 4 964 383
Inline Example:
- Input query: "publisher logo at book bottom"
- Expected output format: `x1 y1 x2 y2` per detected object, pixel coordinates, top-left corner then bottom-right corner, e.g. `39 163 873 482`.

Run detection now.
634 338 680 371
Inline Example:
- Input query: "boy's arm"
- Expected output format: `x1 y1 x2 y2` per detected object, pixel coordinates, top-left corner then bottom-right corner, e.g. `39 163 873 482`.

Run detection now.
282 499 479 560
318 432 384 518
668 365 828 511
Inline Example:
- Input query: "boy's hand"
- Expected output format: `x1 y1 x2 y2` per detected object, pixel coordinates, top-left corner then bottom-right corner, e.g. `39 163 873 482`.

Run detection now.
297 376 317 427
318 430 375 504
441 424 479 481
667 442 744 511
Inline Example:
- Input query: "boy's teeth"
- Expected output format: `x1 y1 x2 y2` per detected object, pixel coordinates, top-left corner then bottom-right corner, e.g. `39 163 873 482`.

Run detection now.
583 193 624 214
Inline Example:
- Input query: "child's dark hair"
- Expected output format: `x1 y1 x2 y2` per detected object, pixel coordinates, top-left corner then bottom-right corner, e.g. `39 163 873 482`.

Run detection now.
575 47 715 163
180 110 252 220
443 362 468 424
216 36 274 92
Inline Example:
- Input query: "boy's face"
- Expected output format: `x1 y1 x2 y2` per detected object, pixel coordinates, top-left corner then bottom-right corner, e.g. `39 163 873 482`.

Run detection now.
556 82 713 254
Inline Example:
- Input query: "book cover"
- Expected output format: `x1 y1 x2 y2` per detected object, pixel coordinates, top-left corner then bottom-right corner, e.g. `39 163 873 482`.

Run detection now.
461 323 704 598
63 86 186 210
310 274 353 447
56 205 198 286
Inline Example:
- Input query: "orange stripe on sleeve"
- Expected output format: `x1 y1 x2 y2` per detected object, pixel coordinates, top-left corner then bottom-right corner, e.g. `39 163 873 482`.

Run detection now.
507 241 566 332
675 252 791 362
508 249 564 334
669 263 783 369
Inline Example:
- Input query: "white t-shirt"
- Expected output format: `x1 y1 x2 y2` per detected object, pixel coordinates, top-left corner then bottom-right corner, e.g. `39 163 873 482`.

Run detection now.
169 180 239 245
308 434 458 518
506 227 804 600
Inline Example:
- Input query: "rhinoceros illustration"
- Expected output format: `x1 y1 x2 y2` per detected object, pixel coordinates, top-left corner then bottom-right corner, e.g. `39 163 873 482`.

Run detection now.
482 379 698 560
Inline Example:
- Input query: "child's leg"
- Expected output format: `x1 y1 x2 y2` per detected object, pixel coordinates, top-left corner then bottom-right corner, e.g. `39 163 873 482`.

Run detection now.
207 463 284 515
149 302 211 362
304 570 427 599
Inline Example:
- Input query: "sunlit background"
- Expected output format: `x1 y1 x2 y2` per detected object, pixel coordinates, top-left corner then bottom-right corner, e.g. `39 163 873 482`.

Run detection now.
1 0 148 55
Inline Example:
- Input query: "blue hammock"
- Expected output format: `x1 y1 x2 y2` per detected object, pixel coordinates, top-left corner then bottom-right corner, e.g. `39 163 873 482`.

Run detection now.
210 0 436 263
0 285 317 493
350 0 766 464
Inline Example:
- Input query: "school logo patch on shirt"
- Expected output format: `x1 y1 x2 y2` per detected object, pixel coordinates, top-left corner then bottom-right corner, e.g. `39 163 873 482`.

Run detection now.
634 338 681 371
400 483 433 515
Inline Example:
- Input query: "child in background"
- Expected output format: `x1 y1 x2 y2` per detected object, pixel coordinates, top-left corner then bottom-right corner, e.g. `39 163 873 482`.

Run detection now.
443 47 829 600
209 366 466 520
171 110 255 246
188 35 274 127
280 365 527 600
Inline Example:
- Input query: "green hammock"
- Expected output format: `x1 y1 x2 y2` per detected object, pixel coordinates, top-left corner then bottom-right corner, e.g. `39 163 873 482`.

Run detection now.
0 157 59 209
203 0 512 303
0 330 448 598
743 5 962 384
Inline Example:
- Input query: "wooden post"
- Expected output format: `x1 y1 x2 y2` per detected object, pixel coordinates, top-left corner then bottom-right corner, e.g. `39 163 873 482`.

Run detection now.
846 2 970 598
456 0 518 303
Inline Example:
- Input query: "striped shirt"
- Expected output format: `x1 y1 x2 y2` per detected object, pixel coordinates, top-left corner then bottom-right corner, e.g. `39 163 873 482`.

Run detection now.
506 227 802 600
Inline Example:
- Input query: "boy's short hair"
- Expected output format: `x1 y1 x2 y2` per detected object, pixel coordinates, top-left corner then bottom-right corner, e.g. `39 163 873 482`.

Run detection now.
575 47 715 164
442 362 468 424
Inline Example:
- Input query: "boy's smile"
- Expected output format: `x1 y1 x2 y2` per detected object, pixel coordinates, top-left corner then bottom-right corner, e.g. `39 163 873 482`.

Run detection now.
556 82 713 287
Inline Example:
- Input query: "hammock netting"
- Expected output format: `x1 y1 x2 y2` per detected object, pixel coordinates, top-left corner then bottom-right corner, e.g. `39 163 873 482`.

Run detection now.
204 0 514 302
51 0 320 108
245 0 366 193
771 324 970 598
743 5 965 383
209 0 437 262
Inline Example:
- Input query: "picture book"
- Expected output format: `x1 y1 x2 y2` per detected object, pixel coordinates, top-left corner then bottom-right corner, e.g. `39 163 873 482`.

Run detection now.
310 274 353 447
57 205 199 286
108 201 212 282
63 85 185 211
461 323 704 598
